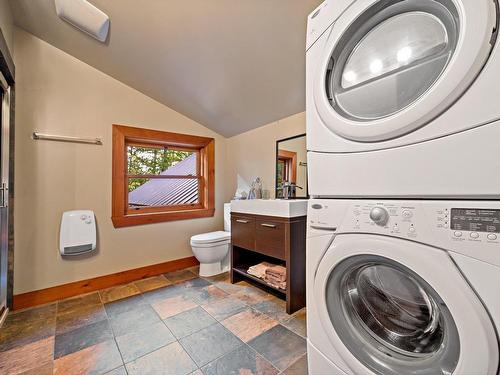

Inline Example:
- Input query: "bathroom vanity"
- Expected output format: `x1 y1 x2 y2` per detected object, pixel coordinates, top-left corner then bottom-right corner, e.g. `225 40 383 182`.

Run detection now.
230 200 307 314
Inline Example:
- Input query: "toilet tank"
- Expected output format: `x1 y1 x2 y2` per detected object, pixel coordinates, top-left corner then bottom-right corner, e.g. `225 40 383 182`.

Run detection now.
224 203 231 232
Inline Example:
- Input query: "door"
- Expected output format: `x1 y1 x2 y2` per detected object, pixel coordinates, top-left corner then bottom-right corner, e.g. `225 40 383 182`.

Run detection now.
0 71 10 324
313 234 498 375
313 0 497 142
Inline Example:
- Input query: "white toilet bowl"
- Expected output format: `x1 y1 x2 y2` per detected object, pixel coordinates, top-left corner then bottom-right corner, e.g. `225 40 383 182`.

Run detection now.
190 203 232 277
191 231 231 277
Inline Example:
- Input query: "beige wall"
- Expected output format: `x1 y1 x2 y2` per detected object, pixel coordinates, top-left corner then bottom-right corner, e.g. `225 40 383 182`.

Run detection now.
0 0 13 53
13 28 228 294
226 112 306 200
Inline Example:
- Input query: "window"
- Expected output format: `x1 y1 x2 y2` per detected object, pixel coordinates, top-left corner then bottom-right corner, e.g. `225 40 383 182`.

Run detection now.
276 150 297 199
112 125 215 227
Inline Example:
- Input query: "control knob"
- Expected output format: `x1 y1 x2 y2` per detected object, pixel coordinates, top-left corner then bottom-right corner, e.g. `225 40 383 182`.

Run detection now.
370 207 389 226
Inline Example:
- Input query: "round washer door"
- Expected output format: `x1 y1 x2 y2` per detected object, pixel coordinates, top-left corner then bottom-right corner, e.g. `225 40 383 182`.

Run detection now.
313 0 497 142
313 234 498 375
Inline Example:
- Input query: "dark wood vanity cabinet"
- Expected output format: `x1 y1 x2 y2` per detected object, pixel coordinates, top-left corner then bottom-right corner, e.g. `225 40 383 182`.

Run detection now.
230 212 306 314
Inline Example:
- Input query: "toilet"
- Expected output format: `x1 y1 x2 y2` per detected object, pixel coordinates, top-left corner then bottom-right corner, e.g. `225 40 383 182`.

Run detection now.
190 203 231 277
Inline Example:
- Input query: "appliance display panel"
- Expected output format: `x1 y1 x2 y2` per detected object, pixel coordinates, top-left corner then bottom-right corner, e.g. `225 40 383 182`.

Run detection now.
450 209 500 233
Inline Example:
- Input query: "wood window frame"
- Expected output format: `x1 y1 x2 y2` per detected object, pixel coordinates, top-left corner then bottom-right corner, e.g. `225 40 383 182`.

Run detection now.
277 150 297 183
112 125 215 227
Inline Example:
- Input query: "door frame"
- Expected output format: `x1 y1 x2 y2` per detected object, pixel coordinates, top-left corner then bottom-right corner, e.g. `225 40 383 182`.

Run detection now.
0 26 15 313
313 234 499 375
277 150 297 183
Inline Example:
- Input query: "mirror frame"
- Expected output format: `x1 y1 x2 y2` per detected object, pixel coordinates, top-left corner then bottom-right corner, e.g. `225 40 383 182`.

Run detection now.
275 133 309 199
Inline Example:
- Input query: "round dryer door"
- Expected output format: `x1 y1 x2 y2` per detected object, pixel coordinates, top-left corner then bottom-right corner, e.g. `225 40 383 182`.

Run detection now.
313 0 497 142
313 234 499 375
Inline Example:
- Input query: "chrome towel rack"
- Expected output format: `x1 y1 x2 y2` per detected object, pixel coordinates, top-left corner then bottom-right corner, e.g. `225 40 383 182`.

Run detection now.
32 132 102 145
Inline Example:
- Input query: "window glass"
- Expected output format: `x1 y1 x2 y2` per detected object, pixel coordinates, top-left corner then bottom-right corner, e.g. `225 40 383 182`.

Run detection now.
127 145 196 176
128 178 199 208
126 145 198 208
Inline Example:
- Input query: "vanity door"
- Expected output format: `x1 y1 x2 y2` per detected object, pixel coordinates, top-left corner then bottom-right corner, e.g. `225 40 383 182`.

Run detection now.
231 215 255 250
255 219 286 260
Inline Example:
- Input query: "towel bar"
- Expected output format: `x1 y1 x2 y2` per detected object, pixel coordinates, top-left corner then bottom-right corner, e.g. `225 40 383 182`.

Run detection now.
32 132 102 145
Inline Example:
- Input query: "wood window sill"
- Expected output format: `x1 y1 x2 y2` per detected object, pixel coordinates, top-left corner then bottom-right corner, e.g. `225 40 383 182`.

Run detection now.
112 208 215 228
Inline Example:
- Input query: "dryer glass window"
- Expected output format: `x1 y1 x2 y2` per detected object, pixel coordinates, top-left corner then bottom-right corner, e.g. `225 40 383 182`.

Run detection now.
326 255 460 375
326 0 459 120
341 13 448 89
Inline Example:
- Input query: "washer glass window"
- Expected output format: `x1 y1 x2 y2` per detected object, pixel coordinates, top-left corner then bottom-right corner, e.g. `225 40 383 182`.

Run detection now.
326 0 459 120
325 255 460 375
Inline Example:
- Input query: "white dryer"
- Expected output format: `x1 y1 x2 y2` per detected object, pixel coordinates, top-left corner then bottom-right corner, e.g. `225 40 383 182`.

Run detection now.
306 0 500 198
306 199 500 375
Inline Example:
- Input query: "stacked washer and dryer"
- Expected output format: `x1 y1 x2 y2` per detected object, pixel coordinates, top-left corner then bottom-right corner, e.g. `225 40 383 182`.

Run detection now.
305 0 500 374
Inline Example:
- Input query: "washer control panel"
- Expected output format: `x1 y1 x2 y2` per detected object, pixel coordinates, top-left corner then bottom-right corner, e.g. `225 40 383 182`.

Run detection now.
448 208 500 243
348 202 420 239
308 199 500 266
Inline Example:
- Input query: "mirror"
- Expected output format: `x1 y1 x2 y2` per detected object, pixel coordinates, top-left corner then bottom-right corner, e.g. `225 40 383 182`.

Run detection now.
275 134 308 199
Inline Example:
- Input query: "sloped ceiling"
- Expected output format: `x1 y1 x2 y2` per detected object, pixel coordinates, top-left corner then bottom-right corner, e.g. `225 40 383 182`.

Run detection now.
10 0 321 136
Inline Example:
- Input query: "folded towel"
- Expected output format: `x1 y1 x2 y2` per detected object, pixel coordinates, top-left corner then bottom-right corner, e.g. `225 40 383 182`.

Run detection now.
266 279 286 290
265 274 285 283
266 265 286 276
248 262 273 279
265 265 286 282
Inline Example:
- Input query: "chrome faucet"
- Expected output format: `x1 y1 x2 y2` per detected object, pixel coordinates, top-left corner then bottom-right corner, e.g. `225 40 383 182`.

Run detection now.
281 181 302 199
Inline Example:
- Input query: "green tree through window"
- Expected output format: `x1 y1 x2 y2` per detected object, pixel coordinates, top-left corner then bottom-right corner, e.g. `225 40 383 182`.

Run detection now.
127 145 193 191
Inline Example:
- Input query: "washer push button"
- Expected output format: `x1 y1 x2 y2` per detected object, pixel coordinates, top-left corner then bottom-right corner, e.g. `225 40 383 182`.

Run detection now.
470 232 480 239
487 233 498 241
402 210 413 219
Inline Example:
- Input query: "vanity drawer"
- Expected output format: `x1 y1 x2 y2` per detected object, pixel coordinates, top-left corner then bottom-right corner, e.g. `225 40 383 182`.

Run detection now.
255 219 286 260
231 216 255 250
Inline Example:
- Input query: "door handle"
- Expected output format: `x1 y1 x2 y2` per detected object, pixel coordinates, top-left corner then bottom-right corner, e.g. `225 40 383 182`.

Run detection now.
236 219 249 224
261 223 276 228
0 183 7 208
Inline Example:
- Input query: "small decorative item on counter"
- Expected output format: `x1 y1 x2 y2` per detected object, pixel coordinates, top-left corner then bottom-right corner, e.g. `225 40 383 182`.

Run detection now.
262 189 271 200
234 175 250 200
248 177 262 199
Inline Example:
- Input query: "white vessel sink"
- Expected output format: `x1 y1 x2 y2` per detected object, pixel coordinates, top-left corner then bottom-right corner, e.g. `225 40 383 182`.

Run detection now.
230 199 308 218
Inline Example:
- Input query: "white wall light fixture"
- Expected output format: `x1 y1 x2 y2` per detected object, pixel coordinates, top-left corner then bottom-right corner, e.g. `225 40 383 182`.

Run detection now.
55 0 110 42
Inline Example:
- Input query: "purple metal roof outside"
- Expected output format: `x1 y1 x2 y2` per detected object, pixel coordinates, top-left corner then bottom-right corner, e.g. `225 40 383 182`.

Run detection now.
128 154 198 207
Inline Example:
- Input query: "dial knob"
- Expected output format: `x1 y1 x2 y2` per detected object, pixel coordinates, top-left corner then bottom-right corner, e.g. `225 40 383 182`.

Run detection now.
370 207 389 226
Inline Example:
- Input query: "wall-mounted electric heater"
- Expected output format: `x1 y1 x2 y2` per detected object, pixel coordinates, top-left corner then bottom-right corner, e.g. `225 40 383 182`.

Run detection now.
60 210 97 256
55 0 110 42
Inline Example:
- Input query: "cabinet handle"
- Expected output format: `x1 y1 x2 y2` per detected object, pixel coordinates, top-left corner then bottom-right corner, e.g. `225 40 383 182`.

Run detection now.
261 223 276 228
236 219 249 224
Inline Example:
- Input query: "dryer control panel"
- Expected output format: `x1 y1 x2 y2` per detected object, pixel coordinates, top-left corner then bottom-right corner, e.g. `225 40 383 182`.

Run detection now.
308 199 500 266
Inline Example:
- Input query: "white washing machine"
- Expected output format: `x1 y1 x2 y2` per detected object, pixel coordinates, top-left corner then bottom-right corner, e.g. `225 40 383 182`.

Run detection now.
306 198 500 375
306 0 500 198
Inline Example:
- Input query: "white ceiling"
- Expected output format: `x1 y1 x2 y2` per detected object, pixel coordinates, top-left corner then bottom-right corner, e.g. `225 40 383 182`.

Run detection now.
10 0 321 137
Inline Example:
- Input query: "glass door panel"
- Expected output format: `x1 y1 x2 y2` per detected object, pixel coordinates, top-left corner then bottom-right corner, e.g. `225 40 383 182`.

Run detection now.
326 0 459 120
325 255 460 375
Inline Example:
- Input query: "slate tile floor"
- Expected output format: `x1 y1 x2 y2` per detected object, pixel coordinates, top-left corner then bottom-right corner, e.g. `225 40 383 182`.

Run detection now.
0 267 308 375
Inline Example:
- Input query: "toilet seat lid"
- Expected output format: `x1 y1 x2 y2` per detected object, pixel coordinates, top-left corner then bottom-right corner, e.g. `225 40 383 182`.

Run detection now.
191 231 230 244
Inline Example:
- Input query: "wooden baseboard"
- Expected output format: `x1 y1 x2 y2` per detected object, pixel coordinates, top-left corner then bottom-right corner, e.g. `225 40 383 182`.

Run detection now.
13 256 199 310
